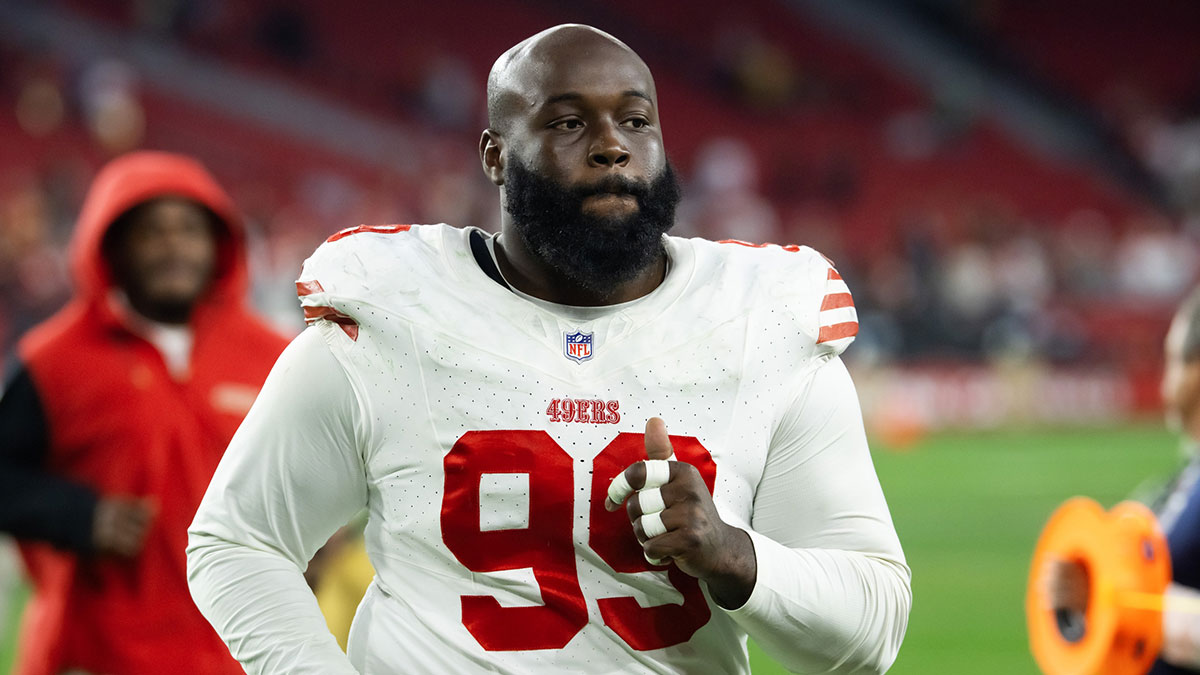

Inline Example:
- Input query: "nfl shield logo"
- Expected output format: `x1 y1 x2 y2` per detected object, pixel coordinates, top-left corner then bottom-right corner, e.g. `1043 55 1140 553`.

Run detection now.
564 330 594 363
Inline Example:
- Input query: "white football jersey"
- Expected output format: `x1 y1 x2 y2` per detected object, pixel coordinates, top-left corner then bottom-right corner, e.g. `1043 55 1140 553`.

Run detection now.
188 224 909 675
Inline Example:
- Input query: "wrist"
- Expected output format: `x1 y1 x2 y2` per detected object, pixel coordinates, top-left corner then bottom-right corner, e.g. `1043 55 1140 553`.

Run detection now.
704 526 757 609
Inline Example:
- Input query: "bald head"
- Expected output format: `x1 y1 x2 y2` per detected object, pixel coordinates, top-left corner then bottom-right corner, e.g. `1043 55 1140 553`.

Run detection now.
486 24 655 133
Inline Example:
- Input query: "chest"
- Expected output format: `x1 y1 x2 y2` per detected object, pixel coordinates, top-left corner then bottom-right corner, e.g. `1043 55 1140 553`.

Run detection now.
353 316 794 537
38 338 262 486
348 320 783 658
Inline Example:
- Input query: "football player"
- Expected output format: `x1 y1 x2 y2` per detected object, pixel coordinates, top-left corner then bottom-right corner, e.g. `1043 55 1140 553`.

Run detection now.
187 24 910 673
1047 287 1200 673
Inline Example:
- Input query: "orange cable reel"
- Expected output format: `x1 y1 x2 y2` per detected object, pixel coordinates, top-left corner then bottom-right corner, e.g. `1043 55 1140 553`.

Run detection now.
1027 497 1172 675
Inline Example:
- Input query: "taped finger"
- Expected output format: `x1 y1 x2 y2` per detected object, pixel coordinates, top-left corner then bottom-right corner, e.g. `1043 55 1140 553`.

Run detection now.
643 459 671 489
607 470 635 507
638 486 666 515
644 551 669 566
641 510 668 539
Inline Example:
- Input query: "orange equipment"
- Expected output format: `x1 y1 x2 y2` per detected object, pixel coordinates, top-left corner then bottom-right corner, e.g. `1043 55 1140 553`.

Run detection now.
1027 497 1171 675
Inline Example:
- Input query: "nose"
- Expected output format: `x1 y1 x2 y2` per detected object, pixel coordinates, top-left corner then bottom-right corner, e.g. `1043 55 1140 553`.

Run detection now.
588 122 630 168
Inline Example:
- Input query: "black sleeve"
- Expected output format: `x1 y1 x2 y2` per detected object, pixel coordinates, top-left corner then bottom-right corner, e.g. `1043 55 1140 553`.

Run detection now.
1166 478 1200 590
1146 476 1200 674
0 359 98 552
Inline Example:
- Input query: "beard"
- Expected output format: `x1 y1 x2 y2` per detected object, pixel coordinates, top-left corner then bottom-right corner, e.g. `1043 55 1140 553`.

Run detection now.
502 155 682 296
127 296 198 324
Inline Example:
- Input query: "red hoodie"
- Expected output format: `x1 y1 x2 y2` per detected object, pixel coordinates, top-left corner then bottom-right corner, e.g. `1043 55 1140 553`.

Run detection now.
13 151 289 674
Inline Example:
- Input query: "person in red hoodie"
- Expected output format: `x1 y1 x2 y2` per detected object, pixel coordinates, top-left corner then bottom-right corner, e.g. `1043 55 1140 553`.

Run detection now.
0 151 289 674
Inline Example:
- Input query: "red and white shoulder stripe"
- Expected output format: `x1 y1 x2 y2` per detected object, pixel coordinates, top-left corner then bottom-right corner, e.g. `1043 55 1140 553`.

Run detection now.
817 265 857 353
325 223 411 243
296 279 359 341
293 224 415 341
714 239 858 354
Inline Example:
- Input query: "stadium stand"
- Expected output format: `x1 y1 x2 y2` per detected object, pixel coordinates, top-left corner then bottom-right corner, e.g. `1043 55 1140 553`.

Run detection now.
0 0 1194 386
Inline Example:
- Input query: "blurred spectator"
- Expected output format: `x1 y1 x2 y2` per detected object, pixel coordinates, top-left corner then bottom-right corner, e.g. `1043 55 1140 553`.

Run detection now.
713 24 799 111
14 76 66 139
1115 214 1198 301
1143 114 1200 213
0 180 71 348
420 54 478 131
1054 209 1116 297
78 59 146 154
0 0 1194 375
0 151 289 675
682 137 781 243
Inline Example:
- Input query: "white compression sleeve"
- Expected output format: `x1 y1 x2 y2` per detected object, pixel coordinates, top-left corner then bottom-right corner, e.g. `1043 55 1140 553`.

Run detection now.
725 358 911 674
187 326 367 674
1163 582 1200 667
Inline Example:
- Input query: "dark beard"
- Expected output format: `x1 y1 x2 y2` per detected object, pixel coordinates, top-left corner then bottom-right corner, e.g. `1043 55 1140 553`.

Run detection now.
126 295 197 324
502 156 682 296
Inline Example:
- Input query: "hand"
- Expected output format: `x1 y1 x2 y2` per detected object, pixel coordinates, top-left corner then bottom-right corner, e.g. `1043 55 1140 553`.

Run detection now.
92 496 156 558
605 417 757 608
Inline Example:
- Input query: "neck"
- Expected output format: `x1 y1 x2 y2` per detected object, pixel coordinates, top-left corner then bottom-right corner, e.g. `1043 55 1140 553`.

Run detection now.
493 227 666 306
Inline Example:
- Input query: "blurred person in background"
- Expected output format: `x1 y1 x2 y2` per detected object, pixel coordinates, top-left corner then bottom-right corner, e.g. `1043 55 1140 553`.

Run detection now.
1050 286 1200 672
1151 286 1200 673
0 150 289 675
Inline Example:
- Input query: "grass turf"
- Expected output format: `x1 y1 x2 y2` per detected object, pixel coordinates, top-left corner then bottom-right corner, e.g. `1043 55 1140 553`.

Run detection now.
1 578 26 673
0 425 1181 673
750 423 1181 674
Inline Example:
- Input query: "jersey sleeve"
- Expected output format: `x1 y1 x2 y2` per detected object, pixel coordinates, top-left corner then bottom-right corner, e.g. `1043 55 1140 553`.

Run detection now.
294 224 420 342
725 357 910 674
295 236 368 341
186 325 367 674
806 249 858 360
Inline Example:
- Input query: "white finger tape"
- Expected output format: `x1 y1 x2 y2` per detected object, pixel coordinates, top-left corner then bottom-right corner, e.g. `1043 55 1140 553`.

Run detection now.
607 471 635 506
638 486 666 515
644 552 668 566
641 510 668 539
643 460 672 489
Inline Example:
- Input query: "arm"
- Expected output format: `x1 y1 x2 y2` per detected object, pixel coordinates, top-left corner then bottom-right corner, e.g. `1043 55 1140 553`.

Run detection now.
187 326 367 674
726 357 911 674
1159 472 1200 669
1162 583 1200 667
0 361 98 551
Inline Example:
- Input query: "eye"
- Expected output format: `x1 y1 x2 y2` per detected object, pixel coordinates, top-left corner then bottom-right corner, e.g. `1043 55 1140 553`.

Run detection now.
551 118 584 131
623 117 650 129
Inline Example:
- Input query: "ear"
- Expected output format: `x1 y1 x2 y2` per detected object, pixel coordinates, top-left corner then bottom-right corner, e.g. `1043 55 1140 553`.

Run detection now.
479 129 506 186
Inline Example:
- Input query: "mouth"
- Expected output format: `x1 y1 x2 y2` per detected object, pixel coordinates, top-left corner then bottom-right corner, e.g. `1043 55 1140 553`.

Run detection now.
587 191 635 201
582 192 639 214
151 261 206 278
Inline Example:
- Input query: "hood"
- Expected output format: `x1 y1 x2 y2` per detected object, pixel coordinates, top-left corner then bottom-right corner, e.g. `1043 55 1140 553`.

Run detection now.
70 150 248 306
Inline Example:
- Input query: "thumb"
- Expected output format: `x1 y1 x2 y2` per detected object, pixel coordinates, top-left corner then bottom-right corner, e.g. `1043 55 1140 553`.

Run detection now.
644 417 674 460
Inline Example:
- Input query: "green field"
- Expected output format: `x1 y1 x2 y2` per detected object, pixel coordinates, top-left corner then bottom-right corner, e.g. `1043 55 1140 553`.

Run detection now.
1 425 1182 673
750 423 1181 674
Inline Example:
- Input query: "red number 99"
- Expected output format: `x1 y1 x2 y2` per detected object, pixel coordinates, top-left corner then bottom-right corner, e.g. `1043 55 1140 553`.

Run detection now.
441 430 717 652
